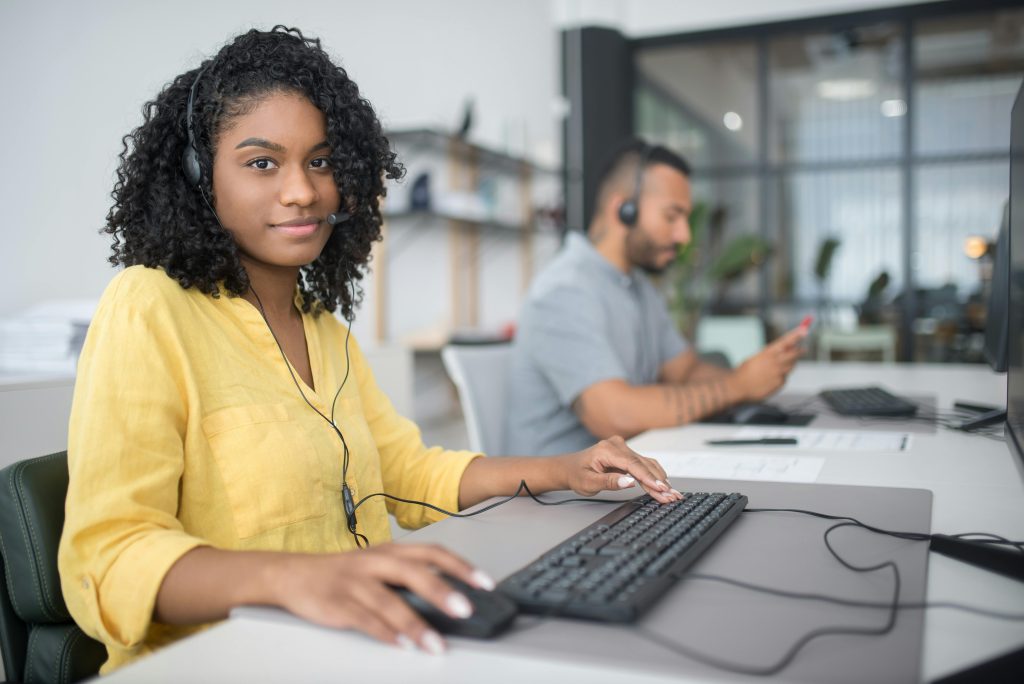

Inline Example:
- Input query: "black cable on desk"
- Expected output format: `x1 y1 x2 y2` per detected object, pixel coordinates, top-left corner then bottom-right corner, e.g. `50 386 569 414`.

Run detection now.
352 479 624 520
634 517 904 677
605 507 1024 677
356 481 1024 676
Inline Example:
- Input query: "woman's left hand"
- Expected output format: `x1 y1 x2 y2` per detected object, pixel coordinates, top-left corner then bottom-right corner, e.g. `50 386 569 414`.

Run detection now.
559 436 683 503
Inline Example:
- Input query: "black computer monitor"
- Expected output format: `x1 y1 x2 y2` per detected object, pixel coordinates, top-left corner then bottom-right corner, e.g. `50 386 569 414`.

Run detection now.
1006 80 1024 476
984 205 1010 372
927 81 1024 598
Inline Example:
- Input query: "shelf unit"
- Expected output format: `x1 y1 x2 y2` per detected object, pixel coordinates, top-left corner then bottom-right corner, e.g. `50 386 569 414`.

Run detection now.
371 129 562 348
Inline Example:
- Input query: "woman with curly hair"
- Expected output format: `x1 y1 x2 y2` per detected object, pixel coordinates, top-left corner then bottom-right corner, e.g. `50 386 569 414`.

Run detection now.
57 26 679 672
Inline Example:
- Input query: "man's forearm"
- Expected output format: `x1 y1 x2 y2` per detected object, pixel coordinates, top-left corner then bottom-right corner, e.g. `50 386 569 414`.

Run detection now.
663 375 740 425
576 376 745 439
685 360 731 383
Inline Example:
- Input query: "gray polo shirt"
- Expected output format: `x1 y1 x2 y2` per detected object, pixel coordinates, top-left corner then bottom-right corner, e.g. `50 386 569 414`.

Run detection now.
505 232 688 455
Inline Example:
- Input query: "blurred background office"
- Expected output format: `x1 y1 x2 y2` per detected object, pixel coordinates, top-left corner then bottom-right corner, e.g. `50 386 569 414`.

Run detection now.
616 0 1024 369
1 0 1022 455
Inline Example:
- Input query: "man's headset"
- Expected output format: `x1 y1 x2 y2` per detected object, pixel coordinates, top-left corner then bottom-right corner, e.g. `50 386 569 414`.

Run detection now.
181 66 351 226
616 142 654 229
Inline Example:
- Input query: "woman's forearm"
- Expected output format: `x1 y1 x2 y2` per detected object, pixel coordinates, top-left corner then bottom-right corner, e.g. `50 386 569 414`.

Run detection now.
457 439 683 510
154 546 290 624
457 455 570 509
153 541 496 654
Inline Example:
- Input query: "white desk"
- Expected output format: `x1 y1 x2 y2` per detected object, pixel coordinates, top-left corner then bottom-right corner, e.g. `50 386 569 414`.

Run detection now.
632 363 1024 680
100 363 1024 683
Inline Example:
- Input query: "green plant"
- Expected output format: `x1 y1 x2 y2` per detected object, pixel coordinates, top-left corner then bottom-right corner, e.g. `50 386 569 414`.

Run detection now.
813 236 842 322
709 234 772 282
667 201 773 338
814 237 841 283
667 201 708 337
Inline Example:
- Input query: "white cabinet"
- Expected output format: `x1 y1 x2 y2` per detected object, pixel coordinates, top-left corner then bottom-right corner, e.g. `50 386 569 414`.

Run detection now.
0 373 75 466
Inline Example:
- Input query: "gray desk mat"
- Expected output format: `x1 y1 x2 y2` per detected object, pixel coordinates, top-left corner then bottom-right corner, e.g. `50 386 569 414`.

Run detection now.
406 479 932 684
774 392 938 434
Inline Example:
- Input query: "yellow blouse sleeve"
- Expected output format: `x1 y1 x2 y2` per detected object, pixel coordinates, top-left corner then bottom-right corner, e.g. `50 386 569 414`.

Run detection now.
58 273 206 653
349 337 482 529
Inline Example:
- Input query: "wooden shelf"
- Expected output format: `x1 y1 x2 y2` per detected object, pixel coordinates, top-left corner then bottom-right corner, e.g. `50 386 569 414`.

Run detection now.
384 209 546 233
386 128 558 176
373 129 560 346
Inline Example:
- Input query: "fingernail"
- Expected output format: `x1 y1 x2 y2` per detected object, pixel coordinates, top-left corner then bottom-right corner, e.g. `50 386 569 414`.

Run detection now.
396 634 416 651
447 592 473 618
472 569 496 591
421 630 445 656
670 488 683 498
655 480 669 491
616 475 636 488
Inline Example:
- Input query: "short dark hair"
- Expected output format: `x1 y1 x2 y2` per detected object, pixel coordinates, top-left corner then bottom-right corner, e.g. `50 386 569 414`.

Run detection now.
105 26 404 318
590 138 691 224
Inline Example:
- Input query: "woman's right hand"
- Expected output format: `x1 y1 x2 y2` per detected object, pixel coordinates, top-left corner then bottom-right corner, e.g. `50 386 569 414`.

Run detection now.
269 543 495 654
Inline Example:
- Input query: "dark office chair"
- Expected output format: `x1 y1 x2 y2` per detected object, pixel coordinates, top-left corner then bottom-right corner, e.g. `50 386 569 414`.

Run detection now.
0 452 105 683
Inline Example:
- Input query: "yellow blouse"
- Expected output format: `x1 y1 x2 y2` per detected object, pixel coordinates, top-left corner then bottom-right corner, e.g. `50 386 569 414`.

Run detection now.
58 266 480 672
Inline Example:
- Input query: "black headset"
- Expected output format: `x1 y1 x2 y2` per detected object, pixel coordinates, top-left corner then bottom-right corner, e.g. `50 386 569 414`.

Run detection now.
182 68 205 187
181 67 351 225
617 142 653 229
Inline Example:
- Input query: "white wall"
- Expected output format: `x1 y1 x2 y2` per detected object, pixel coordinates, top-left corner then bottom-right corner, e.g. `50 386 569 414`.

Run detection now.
0 0 561 317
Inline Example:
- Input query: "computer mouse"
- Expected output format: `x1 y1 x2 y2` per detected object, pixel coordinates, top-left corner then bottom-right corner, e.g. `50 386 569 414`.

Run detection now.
392 574 518 639
732 403 789 425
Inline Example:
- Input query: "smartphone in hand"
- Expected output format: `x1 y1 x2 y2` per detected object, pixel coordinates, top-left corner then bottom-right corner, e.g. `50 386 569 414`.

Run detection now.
793 315 815 353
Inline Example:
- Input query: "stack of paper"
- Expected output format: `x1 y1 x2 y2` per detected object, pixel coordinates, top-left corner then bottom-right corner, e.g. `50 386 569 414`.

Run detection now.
0 300 96 374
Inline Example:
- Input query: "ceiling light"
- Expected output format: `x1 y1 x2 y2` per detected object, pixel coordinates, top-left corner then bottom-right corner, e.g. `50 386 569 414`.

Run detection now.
723 111 743 131
817 79 876 101
880 99 907 117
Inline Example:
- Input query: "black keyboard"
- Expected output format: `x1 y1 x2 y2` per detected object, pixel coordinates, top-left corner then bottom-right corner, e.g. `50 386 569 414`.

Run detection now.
819 386 918 417
497 491 747 622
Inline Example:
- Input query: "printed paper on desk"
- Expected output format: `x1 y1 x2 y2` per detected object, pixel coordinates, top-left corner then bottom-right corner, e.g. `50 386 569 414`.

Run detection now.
643 451 825 483
732 427 910 452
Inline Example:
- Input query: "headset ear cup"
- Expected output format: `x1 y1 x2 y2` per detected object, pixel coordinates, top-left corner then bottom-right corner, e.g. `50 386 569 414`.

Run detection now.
182 145 201 186
618 143 651 229
618 200 638 228
183 66 206 187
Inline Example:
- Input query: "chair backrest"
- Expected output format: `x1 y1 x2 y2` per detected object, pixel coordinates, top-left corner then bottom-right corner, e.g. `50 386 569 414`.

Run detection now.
0 452 105 683
440 343 512 455
694 315 767 368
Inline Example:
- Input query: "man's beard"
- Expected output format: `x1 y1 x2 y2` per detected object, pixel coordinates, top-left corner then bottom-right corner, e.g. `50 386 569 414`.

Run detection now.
626 231 678 275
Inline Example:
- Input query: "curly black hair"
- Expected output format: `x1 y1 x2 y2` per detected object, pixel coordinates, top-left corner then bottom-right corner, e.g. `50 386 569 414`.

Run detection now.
105 25 404 318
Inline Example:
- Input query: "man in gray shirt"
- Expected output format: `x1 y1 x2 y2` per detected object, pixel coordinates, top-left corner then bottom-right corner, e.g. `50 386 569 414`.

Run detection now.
505 140 807 455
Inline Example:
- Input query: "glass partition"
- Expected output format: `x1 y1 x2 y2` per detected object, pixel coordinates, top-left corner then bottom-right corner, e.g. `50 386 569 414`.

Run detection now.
636 41 759 169
769 24 904 163
632 5 1024 360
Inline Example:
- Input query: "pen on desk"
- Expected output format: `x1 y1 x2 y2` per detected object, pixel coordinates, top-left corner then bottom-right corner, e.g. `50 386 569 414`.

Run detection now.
705 438 799 446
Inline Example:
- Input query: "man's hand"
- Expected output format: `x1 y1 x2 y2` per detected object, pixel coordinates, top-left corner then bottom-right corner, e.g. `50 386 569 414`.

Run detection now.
732 325 808 402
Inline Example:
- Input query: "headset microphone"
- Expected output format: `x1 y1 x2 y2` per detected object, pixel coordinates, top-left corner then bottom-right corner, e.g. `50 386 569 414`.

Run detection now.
327 211 351 225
